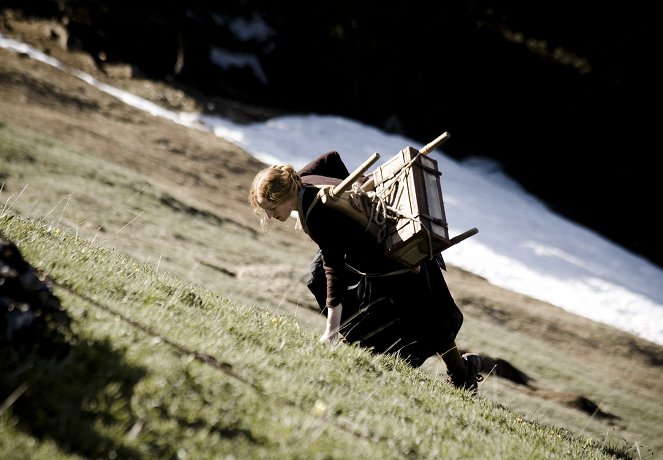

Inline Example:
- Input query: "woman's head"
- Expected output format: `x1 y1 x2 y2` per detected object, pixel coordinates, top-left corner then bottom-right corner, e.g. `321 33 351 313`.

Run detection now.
248 165 302 229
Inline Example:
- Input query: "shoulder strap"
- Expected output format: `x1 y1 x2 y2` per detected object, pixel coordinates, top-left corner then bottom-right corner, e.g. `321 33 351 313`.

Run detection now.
297 185 331 234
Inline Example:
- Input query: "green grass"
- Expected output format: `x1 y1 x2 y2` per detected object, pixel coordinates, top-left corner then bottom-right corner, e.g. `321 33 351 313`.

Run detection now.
1 214 629 459
0 123 314 312
0 122 648 459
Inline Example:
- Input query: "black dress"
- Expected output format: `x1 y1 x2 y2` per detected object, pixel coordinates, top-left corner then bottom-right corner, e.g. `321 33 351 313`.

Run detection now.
299 152 463 367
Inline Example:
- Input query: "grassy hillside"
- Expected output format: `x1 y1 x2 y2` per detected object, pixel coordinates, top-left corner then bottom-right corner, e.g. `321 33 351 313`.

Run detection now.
1 210 632 459
0 123 653 459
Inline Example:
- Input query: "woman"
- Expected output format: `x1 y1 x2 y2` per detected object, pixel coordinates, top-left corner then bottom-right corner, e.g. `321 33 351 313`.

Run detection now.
248 151 482 394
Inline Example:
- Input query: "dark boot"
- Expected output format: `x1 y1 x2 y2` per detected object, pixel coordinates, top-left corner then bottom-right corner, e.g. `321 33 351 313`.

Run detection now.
448 352 483 396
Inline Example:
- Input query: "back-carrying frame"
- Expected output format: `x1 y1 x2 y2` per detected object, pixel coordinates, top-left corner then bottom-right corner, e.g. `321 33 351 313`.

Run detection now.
307 132 478 270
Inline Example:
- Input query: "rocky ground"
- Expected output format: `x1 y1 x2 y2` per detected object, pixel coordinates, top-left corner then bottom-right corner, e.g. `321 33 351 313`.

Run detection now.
2 9 662 456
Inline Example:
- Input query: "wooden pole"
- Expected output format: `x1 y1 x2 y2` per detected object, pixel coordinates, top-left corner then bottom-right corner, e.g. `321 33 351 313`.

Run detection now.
316 152 382 236
419 131 450 155
329 152 380 199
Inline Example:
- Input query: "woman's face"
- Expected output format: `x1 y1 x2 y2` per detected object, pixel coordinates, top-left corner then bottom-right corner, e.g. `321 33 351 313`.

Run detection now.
257 195 295 222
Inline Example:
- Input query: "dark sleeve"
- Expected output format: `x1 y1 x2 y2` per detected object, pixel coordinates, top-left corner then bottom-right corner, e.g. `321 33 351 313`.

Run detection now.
300 187 352 308
298 151 350 180
314 210 349 309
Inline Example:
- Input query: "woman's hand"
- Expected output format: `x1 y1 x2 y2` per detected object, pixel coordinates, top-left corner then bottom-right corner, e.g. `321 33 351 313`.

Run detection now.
320 304 342 344
319 329 339 344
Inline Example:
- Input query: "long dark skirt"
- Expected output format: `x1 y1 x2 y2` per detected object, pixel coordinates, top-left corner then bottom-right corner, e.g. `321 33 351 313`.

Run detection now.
306 250 463 367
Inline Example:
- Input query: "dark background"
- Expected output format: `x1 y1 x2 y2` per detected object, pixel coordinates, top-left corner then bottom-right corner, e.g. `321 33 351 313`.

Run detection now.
5 0 660 268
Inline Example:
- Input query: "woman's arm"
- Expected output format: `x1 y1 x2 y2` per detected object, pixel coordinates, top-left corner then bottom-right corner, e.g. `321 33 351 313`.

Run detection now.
320 303 343 343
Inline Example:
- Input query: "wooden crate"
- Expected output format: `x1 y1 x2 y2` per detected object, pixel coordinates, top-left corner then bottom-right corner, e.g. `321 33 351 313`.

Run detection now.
373 146 452 269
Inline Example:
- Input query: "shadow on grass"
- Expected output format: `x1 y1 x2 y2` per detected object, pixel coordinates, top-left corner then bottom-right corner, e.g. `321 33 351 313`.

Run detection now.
1 325 149 459
1 234 151 458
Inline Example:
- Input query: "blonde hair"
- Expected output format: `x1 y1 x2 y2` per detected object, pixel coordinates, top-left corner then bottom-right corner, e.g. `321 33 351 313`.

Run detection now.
248 165 303 230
